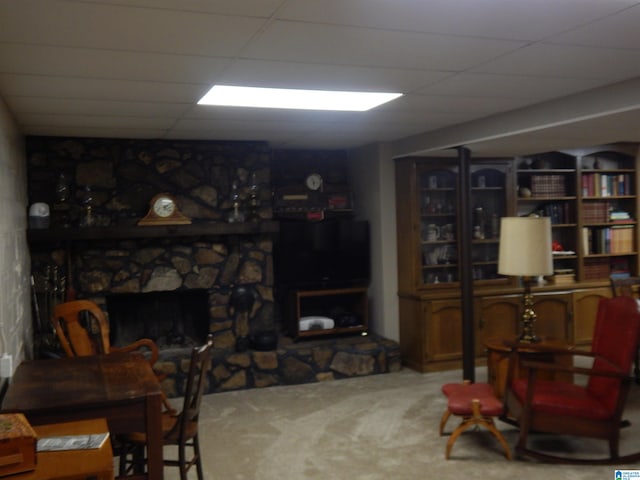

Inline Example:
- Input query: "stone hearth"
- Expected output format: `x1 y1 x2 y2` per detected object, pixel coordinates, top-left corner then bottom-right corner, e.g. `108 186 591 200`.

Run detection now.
157 333 402 397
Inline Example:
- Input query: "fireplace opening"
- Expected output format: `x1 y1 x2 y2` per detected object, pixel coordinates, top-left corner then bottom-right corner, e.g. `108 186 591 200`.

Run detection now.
106 289 210 350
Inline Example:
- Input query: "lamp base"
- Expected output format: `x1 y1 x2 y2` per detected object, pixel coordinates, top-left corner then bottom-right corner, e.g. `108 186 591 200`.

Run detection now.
518 331 541 343
519 279 541 343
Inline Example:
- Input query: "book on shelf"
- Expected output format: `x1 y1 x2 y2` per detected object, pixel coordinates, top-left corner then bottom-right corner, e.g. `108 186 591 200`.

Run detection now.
583 258 610 280
581 173 631 197
610 225 634 253
582 226 634 254
582 227 590 255
535 203 570 224
610 210 631 220
610 257 631 279
610 271 631 280
531 175 566 197
583 201 611 223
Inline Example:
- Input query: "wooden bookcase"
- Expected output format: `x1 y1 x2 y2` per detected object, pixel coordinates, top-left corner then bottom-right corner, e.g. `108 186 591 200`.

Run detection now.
395 143 639 372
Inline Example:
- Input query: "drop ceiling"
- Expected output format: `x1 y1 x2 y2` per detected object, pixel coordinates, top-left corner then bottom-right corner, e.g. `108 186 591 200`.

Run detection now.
2 0 640 157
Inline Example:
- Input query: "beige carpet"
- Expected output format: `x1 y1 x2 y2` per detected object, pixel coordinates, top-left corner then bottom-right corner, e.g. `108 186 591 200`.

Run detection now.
161 367 640 480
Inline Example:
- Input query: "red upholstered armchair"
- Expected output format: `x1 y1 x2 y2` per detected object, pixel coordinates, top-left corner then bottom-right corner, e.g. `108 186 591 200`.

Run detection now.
504 295 640 464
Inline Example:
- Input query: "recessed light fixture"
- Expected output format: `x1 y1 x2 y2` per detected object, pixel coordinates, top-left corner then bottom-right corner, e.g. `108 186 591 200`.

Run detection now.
197 85 402 111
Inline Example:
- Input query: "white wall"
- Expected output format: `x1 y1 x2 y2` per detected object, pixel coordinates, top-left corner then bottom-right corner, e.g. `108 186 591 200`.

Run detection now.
349 143 399 341
0 97 30 371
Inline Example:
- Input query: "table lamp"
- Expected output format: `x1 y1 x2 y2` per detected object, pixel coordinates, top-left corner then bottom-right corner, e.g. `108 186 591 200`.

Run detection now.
498 216 553 343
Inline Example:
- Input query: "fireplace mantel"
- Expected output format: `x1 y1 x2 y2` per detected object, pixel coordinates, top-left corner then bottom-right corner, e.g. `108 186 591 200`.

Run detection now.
27 220 279 244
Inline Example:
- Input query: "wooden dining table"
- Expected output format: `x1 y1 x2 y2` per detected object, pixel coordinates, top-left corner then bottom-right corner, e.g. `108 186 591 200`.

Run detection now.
1 352 163 479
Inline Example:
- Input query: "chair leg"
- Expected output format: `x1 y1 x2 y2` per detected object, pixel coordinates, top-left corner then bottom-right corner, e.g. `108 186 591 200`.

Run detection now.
446 418 476 459
118 443 145 476
194 434 204 480
516 406 532 454
439 409 451 435
484 418 513 460
609 434 620 460
179 442 188 480
445 400 511 460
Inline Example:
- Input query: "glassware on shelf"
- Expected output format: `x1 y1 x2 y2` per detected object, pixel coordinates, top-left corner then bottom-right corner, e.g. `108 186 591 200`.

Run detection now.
79 185 95 228
227 181 245 223
246 173 260 222
53 172 71 228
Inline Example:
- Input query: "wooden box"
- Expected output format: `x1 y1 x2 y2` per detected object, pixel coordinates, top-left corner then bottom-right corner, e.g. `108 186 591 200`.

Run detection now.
0 414 36 477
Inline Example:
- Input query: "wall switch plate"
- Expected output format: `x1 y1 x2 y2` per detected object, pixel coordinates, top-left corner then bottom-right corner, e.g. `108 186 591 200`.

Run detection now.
0 353 13 377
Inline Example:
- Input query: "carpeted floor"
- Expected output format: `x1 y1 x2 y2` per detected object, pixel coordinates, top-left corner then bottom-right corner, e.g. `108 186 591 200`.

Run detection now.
160 367 640 479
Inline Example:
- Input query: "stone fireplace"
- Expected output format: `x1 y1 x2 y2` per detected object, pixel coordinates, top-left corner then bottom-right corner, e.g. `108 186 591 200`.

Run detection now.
27 137 275 345
65 233 275 353
27 137 402 395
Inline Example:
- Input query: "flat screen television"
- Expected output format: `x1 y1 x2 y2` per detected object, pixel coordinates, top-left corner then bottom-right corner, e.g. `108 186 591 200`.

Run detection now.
274 219 370 288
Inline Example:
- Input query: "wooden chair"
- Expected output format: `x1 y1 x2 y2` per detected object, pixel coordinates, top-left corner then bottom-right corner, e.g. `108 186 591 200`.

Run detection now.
610 276 640 298
504 296 640 464
610 275 640 383
119 334 214 480
51 299 174 413
52 299 158 361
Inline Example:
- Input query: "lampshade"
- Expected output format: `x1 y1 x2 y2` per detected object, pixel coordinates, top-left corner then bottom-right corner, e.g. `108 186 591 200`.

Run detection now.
498 217 553 277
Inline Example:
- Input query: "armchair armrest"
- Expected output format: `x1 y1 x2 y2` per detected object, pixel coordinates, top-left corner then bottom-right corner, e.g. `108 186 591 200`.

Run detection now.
111 339 176 415
112 338 159 367
520 352 629 380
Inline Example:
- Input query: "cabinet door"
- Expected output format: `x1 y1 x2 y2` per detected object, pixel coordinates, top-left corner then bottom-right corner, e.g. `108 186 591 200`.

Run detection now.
470 162 512 284
572 287 611 346
418 166 459 286
475 295 520 356
428 299 463 363
531 292 572 342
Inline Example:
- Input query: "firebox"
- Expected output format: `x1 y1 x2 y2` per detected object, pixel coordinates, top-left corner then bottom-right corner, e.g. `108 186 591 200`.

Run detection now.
106 289 209 350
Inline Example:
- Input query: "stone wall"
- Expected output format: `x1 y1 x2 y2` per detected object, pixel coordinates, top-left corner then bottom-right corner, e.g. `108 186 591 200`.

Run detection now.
27 137 275 352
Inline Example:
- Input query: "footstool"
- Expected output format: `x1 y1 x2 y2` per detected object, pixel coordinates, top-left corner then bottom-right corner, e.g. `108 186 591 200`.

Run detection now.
440 381 511 460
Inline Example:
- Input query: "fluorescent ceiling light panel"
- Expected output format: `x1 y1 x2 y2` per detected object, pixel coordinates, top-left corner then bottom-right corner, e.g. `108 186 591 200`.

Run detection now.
198 85 402 111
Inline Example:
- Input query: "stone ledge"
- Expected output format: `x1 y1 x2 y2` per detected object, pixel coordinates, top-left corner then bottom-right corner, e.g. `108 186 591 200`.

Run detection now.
157 333 401 398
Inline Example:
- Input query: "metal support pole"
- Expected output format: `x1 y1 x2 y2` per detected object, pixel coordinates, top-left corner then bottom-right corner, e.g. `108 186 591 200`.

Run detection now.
457 146 475 382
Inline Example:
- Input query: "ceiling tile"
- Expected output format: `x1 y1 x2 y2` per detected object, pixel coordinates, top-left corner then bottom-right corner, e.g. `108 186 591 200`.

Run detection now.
216 59 449 92
277 0 638 41
0 0 266 57
244 21 526 70
419 73 606 100
17 112 175 130
549 4 640 49
67 0 284 17
7 97 191 118
0 74 208 103
0 44 232 84
471 43 640 80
